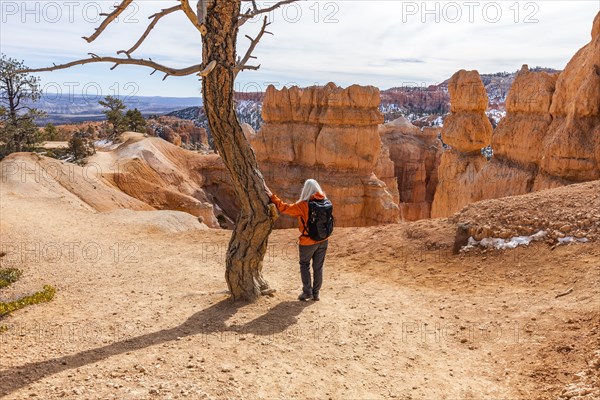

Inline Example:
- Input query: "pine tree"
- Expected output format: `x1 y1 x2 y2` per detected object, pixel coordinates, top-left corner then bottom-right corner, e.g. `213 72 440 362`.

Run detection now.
98 96 127 138
44 123 58 141
0 54 45 158
67 129 95 161
125 108 146 132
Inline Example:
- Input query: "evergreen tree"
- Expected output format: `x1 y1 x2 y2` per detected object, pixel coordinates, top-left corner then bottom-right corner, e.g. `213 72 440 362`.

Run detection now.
44 123 58 141
67 129 95 161
0 54 45 158
98 95 127 137
125 108 146 133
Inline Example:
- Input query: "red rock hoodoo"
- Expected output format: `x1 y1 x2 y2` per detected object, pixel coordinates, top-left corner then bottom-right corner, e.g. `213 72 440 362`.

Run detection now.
431 12 600 217
248 83 401 228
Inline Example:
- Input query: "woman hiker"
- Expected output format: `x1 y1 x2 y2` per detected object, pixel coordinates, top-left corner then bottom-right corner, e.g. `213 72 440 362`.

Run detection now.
264 179 333 301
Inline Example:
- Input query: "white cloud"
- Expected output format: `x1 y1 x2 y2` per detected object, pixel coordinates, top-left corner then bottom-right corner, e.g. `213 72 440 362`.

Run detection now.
1 0 598 96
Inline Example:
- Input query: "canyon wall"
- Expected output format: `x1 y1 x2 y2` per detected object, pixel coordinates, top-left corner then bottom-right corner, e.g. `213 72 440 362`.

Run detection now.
379 118 441 221
248 82 401 228
146 116 209 149
539 11 600 184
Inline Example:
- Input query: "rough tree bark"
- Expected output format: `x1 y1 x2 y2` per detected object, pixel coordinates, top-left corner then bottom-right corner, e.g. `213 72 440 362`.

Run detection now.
202 1 277 301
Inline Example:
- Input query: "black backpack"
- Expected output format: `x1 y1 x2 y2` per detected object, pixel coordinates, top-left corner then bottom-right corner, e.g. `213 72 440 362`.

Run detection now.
301 198 334 241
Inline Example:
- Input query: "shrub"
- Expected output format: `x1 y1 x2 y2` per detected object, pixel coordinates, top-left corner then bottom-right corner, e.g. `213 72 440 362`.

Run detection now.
67 129 96 162
0 284 56 318
0 251 57 321
0 268 22 289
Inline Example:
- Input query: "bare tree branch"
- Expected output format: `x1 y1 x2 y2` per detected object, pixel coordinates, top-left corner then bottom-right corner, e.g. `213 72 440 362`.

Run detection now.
237 64 261 72
180 0 206 35
117 5 182 57
239 0 301 26
21 57 217 79
83 0 134 43
235 16 272 76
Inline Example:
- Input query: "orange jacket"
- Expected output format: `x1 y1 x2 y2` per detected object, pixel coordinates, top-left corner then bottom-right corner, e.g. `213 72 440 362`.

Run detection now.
269 192 330 246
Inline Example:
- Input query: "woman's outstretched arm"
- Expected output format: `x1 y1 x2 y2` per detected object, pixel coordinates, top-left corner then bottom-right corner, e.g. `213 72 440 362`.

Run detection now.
265 184 304 217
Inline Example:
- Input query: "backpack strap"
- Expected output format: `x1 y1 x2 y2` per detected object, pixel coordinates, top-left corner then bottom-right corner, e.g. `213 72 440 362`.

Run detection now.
300 199 314 237
299 216 310 237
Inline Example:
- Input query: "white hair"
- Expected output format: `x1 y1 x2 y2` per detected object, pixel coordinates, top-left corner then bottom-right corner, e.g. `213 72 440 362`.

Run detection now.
298 179 326 202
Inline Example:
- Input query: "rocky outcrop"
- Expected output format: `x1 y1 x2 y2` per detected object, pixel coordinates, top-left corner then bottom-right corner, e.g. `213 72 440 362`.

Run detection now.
0 152 153 213
89 132 235 228
146 116 209 150
452 180 600 244
493 65 557 167
379 118 441 220
540 11 600 182
443 69 493 151
431 70 493 217
249 83 400 228
432 12 600 217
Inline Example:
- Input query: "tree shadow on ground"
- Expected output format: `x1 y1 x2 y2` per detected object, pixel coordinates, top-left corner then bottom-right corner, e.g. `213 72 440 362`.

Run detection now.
0 299 313 396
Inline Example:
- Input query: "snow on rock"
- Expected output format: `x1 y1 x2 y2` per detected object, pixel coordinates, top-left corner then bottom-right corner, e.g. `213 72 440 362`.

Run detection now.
463 230 547 251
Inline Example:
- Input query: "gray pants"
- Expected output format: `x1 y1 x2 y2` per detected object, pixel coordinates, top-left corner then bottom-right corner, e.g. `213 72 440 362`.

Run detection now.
298 240 328 296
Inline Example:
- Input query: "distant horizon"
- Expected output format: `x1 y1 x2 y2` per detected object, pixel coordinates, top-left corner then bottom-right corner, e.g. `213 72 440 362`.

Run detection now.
36 93 202 100
32 65 560 100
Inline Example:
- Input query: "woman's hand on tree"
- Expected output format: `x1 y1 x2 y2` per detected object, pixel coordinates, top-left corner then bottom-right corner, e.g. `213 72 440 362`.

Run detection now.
264 182 273 197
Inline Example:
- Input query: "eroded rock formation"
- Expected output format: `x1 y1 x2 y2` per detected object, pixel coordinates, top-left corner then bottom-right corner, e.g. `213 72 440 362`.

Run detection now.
248 83 400 228
146 116 209 149
493 65 557 168
0 152 153 213
432 12 600 217
89 132 235 228
540 11 600 183
431 70 493 217
379 118 441 220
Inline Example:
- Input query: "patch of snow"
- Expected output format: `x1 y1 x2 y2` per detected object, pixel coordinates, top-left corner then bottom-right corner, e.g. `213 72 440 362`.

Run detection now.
530 231 547 241
486 109 506 125
463 230 548 251
481 145 494 160
557 236 589 245
432 115 444 127
94 139 119 151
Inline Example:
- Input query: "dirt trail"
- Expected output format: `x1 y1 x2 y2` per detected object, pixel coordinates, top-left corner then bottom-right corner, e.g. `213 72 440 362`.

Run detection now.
1 184 599 399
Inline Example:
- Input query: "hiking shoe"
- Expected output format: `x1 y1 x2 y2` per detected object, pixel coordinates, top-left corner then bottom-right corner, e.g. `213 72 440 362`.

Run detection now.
298 293 312 301
312 294 320 301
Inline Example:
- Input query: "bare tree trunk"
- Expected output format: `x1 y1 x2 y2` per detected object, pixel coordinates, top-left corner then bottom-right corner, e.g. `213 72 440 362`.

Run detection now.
202 0 277 301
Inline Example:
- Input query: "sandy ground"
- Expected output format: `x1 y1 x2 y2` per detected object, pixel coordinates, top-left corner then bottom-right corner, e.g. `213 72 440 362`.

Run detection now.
1 182 599 399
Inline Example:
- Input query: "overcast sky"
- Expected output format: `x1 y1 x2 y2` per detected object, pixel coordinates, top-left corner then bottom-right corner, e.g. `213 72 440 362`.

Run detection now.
1 1 598 98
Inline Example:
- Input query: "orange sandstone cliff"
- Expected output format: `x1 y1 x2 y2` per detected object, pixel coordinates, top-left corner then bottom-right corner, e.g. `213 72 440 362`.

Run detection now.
247 83 401 228
431 12 600 217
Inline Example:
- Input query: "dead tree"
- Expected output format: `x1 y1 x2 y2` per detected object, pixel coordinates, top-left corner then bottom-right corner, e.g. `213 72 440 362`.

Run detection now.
25 0 300 301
